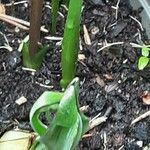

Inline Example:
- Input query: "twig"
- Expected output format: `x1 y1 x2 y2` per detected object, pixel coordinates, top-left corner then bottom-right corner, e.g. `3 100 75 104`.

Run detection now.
0 46 12 51
61 4 68 11
82 133 93 138
0 14 48 32
5 1 28 6
22 67 36 72
89 107 113 130
130 42 150 48
35 81 53 89
103 131 107 150
97 42 124 52
83 25 91 45
97 41 150 52
115 0 121 20
129 15 144 31
44 36 63 41
0 13 30 26
45 5 64 18
89 116 107 130
131 110 150 125
0 15 29 30
118 145 124 150
0 31 10 46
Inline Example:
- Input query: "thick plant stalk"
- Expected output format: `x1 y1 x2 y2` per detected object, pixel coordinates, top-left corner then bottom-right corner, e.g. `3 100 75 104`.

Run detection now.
29 0 43 58
60 0 83 88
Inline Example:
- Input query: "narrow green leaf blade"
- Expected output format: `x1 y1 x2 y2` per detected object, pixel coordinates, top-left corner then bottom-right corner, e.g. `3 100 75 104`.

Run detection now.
22 42 32 68
22 43 48 70
51 0 60 33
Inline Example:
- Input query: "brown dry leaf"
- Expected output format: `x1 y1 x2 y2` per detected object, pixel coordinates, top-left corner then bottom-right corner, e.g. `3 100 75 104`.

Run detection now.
141 91 150 105
0 4 5 14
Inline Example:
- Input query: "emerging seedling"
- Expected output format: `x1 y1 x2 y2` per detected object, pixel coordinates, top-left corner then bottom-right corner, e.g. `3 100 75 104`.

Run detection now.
138 45 150 70
22 0 48 69
22 42 48 69
30 78 89 150
60 0 83 88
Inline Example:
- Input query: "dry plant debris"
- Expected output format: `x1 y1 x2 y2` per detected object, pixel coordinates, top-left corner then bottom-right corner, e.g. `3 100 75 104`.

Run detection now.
0 3 5 14
140 91 150 105
131 110 150 125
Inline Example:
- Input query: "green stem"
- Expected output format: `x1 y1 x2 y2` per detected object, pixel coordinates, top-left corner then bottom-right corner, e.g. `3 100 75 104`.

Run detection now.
60 0 83 88
51 0 60 34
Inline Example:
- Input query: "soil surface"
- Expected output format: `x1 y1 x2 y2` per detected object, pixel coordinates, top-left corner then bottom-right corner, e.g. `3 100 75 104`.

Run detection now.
0 0 150 149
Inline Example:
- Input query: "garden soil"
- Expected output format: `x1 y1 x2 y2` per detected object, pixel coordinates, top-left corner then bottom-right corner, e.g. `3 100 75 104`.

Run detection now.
0 0 150 149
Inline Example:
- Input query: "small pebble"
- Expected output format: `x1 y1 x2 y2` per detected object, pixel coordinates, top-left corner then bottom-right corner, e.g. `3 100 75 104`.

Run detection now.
45 80 50 85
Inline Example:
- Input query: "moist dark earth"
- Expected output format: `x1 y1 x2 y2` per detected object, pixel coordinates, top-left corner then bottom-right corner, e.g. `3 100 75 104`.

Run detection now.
0 0 150 149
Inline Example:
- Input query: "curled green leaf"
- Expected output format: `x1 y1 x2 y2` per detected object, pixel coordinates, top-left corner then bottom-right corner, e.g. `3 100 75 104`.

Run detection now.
30 78 89 150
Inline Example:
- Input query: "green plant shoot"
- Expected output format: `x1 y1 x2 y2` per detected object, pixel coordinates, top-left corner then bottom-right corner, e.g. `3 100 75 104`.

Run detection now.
51 0 60 34
21 0 48 70
60 0 83 88
22 43 48 69
30 77 89 150
51 0 70 33
138 45 150 70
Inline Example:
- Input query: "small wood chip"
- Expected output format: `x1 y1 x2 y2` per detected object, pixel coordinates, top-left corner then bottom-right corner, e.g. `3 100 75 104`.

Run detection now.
78 54 86 61
35 81 53 89
141 91 150 105
79 105 89 112
95 74 105 87
83 25 91 45
15 96 27 105
0 4 5 14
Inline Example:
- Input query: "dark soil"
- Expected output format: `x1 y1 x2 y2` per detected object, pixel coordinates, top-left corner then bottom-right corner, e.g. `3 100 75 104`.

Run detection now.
0 0 150 149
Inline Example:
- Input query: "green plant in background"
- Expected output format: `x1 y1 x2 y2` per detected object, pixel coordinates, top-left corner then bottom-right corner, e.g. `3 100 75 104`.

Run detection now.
138 45 150 70
30 77 89 150
51 0 60 34
60 0 83 88
51 0 70 34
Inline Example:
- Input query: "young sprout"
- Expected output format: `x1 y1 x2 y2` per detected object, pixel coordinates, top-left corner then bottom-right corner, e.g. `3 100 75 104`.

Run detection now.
22 0 48 69
30 78 89 150
138 45 150 70
60 0 83 88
